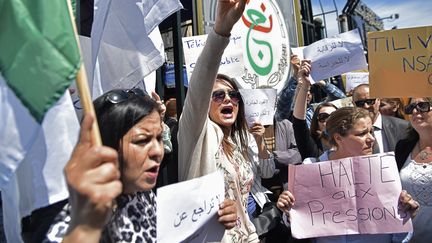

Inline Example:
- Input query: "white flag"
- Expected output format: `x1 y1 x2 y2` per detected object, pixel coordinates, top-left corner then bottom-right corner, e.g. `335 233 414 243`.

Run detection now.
0 76 79 242
90 0 183 98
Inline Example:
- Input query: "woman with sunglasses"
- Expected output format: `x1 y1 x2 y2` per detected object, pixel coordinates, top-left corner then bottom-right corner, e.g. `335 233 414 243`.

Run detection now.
292 60 338 160
396 97 432 242
178 0 275 241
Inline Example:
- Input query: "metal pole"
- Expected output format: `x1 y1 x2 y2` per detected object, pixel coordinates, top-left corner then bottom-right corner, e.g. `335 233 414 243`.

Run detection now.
172 11 185 119
332 0 340 34
192 0 198 35
318 0 328 38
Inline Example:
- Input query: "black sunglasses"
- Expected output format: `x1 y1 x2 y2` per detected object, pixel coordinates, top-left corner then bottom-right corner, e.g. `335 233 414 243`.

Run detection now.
354 98 376 107
404 102 430 114
211 89 241 105
106 88 147 104
317 112 331 123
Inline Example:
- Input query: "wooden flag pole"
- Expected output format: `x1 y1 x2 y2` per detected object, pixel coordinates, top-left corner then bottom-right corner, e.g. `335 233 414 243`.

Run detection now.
66 0 102 146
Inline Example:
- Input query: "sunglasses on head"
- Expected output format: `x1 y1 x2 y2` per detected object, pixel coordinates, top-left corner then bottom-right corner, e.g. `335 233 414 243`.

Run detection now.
211 89 241 105
317 113 331 123
106 88 147 104
354 98 376 107
404 101 430 114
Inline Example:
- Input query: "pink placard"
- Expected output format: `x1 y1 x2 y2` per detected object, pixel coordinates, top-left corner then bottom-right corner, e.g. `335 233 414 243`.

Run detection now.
288 153 413 239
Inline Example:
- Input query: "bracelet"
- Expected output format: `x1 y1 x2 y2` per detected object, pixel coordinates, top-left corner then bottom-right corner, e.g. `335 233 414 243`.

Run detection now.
297 83 309 92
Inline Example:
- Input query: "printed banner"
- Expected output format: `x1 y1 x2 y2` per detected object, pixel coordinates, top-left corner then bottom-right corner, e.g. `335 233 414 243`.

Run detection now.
288 153 412 239
368 26 432 98
303 29 368 82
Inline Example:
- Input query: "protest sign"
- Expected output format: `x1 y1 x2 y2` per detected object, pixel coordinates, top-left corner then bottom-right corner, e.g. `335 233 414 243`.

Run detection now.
368 26 432 98
303 29 368 82
329 96 354 108
157 171 225 243
345 72 369 93
182 34 244 81
288 153 412 239
239 88 277 127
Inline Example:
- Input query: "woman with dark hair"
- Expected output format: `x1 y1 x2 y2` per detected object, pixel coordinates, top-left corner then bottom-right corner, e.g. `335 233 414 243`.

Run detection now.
178 0 275 241
277 61 420 243
308 102 338 154
380 98 405 120
396 97 432 242
46 88 237 242
46 89 163 242
291 61 338 159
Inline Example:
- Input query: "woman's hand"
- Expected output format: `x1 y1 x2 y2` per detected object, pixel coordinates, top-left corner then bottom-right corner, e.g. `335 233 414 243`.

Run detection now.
63 115 122 242
277 190 295 214
151 91 166 118
290 55 301 78
218 199 237 229
214 0 247 37
249 122 265 142
399 190 420 218
298 59 312 85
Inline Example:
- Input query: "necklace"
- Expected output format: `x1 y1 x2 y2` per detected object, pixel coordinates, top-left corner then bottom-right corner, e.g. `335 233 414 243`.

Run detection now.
417 142 432 162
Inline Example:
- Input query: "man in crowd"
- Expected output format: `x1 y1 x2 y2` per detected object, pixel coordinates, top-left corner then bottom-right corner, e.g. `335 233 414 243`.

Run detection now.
352 84 409 153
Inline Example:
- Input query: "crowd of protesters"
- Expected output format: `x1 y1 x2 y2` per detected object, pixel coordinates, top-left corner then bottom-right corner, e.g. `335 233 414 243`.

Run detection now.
2 0 430 242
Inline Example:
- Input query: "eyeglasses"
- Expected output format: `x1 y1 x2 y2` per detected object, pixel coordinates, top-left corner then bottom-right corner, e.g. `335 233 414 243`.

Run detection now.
404 102 430 114
354 99 376 107
317 113 331 123
106 88 147 104
211 89 241 105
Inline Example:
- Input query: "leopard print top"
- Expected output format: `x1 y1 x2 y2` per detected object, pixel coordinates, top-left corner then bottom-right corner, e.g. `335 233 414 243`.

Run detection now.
44 190 156 243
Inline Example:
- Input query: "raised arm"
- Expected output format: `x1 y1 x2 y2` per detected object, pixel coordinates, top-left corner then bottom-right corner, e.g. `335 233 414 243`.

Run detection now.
178 0 247 181
293 60 311 121
316 80 346 101
63 115 122 243
276 55 301 121
248 122 275 178
292 60 320 159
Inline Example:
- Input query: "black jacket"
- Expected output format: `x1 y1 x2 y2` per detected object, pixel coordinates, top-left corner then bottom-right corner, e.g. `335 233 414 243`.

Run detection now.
395 137 418 171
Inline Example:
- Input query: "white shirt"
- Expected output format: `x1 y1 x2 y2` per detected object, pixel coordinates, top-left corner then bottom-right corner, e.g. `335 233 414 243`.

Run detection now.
373 114 388 153
400 153 432 242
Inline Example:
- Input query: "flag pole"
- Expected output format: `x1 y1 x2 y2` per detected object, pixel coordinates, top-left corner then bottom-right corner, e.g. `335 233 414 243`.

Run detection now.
66 0 102 146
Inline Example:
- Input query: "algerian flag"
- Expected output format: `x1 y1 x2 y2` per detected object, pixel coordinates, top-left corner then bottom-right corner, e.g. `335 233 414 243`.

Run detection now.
0 1 81 241
0 0 81 122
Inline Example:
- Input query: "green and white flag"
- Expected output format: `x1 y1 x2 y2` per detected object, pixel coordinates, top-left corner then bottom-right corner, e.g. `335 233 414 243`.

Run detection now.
0 0 80 122
0 1 81 241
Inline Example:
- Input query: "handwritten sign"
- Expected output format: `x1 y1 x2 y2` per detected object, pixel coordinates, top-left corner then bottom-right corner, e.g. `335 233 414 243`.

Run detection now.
368 26 432 98
182 34 244 81
288 153 412 239
303 29 368 82
345 72 369 92
157 171 225 243
239 88 277 127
